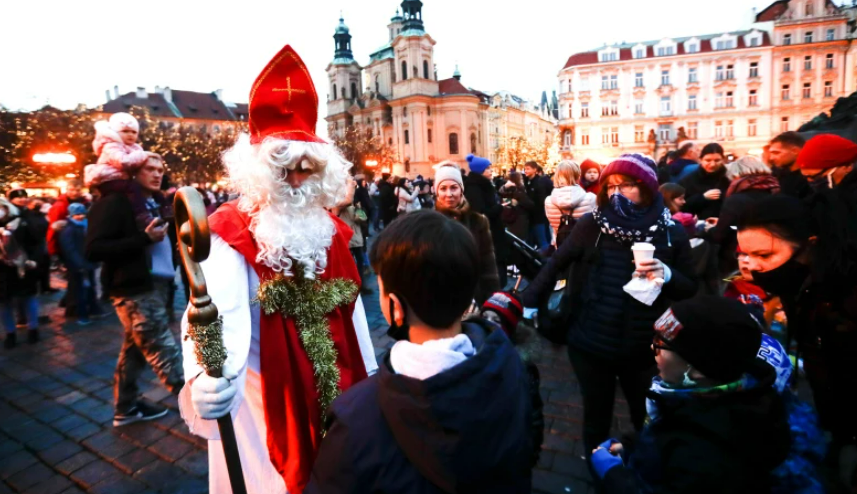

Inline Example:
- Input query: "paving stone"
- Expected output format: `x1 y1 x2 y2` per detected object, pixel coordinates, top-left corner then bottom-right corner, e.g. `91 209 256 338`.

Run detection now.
140 386 172 403
59 487 87 494
25 429 66 451
68 397 102 413
33 405 73 424
65 421 101 441
83 430 138 460
532 469 589 494
0 449 39 480
70 458 123 488
88 476 148 494
542 433 577 454
132 460 187 489
55 451 97 475
25 475 74 494
160 477 208 494
55 391 87 406
148 434 195 462
75 404 114 425
119 422 168 447
552 453 592 482
113 448 158 474
7 462 55 491
38 440 84 465
50 413 90 434
175 450 208 477
0 439 24 456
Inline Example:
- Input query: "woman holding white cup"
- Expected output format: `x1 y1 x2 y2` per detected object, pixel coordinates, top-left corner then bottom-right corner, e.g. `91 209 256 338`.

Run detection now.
523 154 696 457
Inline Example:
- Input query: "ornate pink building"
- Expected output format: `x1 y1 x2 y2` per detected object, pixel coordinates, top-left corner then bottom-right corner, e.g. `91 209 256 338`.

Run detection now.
557 0 856 161
325 1 557 178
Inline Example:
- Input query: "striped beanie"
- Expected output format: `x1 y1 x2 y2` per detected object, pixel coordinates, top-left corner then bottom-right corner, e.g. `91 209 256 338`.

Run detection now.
482 291 523 337
600 153 659 195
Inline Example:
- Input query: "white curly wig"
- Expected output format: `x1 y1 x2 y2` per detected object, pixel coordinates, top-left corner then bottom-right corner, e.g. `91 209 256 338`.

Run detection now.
222 134 352 279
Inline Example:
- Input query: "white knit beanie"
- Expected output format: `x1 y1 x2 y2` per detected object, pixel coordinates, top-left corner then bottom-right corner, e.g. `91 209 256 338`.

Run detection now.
108 112 139 133
434 162 464 189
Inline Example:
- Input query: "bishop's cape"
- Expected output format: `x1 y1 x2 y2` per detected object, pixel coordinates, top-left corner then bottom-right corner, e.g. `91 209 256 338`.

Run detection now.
179 202 377 494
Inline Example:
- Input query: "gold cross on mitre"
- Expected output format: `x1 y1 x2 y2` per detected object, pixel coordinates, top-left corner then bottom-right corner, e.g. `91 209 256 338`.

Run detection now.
272 77 306 101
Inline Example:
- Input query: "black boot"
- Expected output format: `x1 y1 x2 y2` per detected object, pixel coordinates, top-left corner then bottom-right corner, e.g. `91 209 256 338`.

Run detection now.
4 333 16 349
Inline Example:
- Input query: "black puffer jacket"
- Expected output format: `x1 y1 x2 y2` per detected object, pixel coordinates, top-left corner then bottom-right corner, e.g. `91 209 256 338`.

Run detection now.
465 172 508 264
524 213 696 360
524 174 553 225
679 166 730 219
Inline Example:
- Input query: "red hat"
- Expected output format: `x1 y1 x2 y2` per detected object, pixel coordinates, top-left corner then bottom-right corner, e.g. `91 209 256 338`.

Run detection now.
580 159 601 174
248 45 325 145
797 134 857 170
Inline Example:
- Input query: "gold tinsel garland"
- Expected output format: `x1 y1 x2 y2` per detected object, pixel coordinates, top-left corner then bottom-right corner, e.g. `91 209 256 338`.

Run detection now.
185 316 228 374
255 273 358 427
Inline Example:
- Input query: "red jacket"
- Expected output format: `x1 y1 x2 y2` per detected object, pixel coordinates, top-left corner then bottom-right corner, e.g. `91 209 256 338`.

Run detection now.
47 195 89 256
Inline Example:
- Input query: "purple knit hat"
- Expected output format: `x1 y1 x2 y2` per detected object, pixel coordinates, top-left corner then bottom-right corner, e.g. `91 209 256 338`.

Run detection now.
600 153 660 195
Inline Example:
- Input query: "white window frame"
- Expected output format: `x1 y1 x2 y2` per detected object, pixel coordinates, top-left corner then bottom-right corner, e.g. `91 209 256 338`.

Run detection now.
804 55 812 71
688 67 698 83
660 96 672 115
635 72 644 87
826 54 834 69
634 99 644 114
581 102 589 118
748 119 757 137
688 94 697 111
784 33 792 45
784 57 791 72
634 125 645 143
781 116 789 132
803 82 812 99
715 120 724 138
824 81 833 97
749 62 759 78
805 31 813 43
748 89 758 106
688 122 698 139
601 127 610 145
580 128 590 145
782 84 790 100
826 28 835 41
661 69 670 86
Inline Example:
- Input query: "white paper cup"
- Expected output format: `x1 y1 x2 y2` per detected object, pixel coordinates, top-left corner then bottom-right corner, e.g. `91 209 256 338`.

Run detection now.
632 242 656 270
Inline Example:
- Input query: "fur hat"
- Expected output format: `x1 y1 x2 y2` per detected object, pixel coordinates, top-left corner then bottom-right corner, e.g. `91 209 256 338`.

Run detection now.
600 153 659 196
466 154 491 175
796 134 857 170
434 162 464 190
482 291 523 337
655 296 763 382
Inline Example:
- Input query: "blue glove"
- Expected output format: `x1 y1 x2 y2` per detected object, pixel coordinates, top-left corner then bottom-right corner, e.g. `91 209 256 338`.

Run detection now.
590 439 624 479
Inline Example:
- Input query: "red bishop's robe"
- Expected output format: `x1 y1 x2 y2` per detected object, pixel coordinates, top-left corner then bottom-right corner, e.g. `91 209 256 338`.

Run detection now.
208 201 368 494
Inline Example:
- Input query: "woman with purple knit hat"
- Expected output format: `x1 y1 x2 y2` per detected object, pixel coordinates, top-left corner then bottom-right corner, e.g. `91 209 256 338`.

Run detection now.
523 153 697 458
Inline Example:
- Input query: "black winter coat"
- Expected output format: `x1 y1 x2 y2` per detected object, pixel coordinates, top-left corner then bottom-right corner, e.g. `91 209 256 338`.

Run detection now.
679 167 730 219
465 172 508 263
306 320 533 494
524 214 696 360
378 181 397 224
525 174 553 225
604 364 790 494
773 166 812 199
85 190 154 298
0 215 41 299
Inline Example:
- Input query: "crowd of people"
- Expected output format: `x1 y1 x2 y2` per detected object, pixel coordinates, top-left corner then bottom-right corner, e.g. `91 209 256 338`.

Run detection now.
2 46 856 493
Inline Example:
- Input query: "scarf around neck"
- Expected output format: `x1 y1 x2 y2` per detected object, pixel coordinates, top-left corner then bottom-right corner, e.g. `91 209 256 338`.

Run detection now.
436 197 471 221
594 194 673 245
646 372 759 423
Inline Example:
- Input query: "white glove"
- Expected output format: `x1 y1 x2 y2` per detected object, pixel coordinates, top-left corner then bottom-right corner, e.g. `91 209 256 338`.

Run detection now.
191 370 238 420
523 307 538 319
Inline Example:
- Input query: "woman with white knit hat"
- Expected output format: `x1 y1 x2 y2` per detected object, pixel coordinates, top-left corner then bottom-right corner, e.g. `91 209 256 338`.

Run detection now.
434 161 500 304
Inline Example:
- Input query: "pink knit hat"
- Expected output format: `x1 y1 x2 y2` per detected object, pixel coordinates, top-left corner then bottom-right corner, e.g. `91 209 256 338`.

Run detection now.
600 153 659 195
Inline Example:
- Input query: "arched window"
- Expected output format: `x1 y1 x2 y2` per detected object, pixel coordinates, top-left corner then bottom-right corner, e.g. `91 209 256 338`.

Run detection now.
375 75 380 93
470 133 476 153
449 133 459 155
351 83 357 99
564 130 572 147
423 60 429 79
427 128 432 143
401 61 408 81
333 84 337 100
404 130 409 145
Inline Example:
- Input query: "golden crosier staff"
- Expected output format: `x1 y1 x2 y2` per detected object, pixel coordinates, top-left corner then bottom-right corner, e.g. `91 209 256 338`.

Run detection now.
175 187 247 494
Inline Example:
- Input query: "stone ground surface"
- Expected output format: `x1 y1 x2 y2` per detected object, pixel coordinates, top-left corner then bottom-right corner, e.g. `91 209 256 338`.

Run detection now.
1 265 632 494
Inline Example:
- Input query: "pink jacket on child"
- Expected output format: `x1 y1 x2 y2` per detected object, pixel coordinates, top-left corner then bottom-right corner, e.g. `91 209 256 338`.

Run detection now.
545 185 596 242
85 122 148 187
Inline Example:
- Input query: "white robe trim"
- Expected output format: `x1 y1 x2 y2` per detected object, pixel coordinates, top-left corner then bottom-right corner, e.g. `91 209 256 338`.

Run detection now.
178 233 378 494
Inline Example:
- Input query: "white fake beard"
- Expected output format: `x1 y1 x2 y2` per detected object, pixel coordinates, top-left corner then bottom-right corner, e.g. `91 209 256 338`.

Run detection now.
249 174 335 279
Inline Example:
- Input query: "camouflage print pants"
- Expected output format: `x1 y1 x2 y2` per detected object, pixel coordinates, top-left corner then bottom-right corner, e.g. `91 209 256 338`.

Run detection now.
112 279 185 413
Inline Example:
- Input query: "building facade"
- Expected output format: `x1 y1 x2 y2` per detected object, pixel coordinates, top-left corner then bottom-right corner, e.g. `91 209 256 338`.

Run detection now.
325 0 556 177
557 0 855 162
96 86 248 132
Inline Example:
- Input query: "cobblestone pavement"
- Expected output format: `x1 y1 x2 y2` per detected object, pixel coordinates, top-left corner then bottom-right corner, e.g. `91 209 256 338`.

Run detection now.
1 269 631 494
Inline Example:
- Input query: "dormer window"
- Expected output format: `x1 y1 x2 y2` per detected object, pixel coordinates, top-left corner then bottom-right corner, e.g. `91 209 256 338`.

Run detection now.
632 45 646 59
687 43 699 53
715 40 734 50
599 48 619 62
657 46 674 56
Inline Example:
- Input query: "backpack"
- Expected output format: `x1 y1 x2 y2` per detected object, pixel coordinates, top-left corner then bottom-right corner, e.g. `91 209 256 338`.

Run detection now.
555 211 577 248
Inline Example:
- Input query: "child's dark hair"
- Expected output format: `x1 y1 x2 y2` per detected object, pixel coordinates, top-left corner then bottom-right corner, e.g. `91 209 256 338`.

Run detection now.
659 183 686 214
369 210 478 328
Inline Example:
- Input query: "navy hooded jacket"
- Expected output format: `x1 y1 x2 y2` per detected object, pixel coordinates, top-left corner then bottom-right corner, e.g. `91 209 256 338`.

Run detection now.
305 320 533 494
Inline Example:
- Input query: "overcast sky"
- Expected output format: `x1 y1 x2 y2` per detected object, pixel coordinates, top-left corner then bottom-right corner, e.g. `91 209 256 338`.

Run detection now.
3 0 781 138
